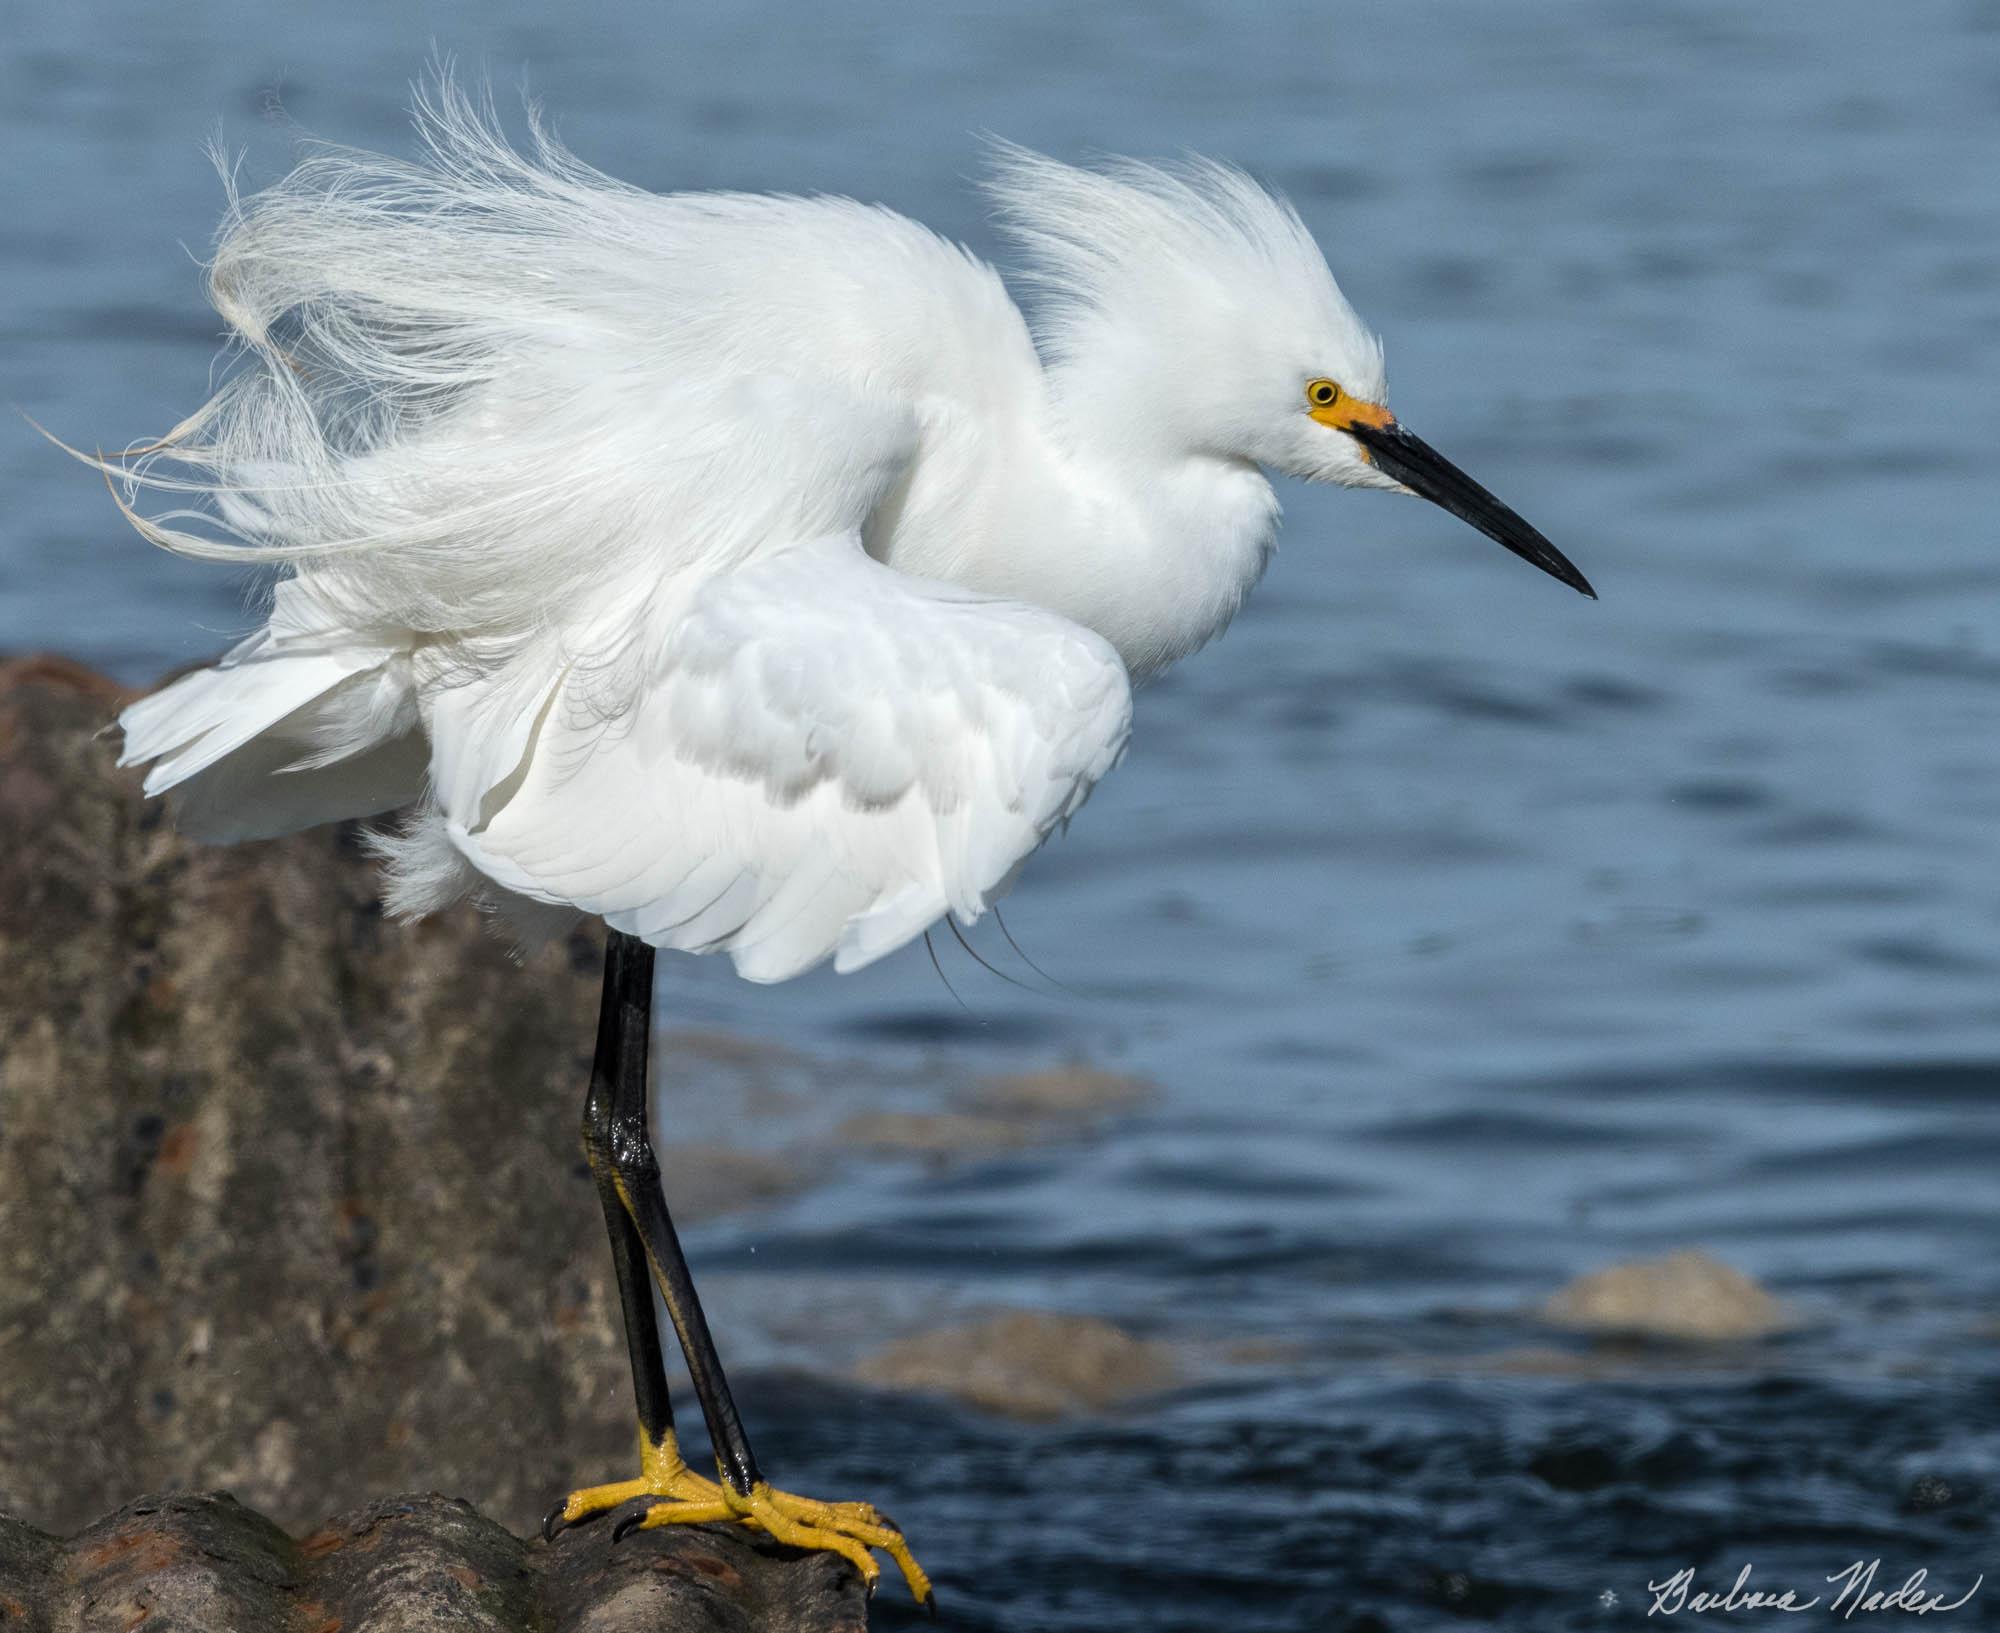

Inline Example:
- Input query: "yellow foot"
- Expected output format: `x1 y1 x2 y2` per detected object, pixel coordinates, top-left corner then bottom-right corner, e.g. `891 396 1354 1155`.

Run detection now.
542 1431 727 1541
621 1477 934 1611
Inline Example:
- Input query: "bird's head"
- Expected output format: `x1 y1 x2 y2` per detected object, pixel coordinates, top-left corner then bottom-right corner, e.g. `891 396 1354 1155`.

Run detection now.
988 145 1592 598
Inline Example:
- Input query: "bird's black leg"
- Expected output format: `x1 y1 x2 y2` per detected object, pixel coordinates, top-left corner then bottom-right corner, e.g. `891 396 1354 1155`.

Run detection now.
593 935 677 1454
544 930 718 1539
596 933 764 1499
585 931 934 1606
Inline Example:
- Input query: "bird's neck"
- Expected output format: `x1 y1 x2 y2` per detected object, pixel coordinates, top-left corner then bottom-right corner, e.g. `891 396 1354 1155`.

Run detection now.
877 366 1281 682
1036 373 1282 680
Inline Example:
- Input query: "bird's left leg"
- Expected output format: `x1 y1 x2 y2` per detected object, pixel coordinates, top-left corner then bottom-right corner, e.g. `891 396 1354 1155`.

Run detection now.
542 933 726 1540
597 952 934 1607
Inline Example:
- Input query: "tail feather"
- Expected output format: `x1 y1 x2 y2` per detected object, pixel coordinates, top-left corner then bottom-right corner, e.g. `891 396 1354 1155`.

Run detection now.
117 589 426 841
167 717 429 843
121 648 391 794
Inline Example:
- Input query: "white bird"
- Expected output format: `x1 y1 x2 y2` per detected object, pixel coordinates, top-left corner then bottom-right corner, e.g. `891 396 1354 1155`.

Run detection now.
79 78 1592 1606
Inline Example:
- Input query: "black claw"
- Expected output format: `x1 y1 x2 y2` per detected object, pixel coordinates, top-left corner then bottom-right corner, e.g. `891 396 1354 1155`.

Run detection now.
541 1499 569 1544
923 1589 940 1621
611 1508 650 1545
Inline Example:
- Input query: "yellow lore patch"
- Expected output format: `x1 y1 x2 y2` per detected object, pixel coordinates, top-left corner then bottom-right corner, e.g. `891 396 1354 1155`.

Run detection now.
1308 393 1394 434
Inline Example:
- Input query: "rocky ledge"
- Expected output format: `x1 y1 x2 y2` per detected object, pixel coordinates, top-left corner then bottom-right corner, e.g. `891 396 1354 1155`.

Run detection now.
0 1490 865 1633
0 656 640 1544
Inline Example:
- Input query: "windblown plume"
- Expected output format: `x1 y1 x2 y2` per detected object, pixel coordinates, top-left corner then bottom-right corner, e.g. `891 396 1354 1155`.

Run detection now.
982 139 1384 399
81 74 770 642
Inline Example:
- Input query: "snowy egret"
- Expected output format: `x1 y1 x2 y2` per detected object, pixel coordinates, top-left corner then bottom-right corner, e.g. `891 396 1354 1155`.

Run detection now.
81 80 1592 1605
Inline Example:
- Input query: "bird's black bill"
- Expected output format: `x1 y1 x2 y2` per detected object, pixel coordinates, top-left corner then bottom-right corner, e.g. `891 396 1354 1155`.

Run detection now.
1347 420 1595 599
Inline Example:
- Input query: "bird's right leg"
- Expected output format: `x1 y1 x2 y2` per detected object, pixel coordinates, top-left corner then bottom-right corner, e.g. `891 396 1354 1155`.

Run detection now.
542 932 725 1540
541 934 932 1607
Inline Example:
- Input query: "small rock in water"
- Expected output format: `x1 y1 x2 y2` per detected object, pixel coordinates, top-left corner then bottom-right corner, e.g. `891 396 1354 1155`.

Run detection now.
962 1065 1157 1121
1540 1249 1796 1342
831 1063 1160 1165
832 1109 1043 1156
855 1311 1178 1420
658 1144 807 1223
833 1066 1159 1161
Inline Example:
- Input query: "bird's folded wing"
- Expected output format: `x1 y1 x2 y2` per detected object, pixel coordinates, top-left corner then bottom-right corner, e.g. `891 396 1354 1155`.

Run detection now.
435 531 1133 982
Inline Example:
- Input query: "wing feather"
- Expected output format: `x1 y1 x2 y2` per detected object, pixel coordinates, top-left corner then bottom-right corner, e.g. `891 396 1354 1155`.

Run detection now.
434 532 1131 981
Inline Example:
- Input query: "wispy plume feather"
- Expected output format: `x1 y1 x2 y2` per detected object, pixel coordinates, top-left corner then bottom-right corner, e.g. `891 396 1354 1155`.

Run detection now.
982 138 1383 395
72 71 725 639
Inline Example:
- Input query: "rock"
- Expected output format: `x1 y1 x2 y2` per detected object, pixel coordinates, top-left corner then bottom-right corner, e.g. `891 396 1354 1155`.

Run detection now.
1436 1345 1642 1380
0 1490 865 1632
0 656 771 1549
961 1065 1156 1121
831 1066 1159 1163
854 1312 1179 1420
832 1109 1043 1157
1539 1250 1797 1342
659 1143 810 1224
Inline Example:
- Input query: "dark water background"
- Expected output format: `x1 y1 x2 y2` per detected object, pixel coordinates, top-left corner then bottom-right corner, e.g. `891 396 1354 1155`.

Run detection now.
7 3 2000 1626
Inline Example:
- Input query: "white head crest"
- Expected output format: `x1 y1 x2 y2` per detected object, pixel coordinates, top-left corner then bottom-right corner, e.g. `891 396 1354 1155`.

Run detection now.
984 143 1388 481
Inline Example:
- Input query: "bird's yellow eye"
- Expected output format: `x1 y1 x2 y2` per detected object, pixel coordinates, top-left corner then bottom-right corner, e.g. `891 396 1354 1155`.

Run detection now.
1306 379 1340 408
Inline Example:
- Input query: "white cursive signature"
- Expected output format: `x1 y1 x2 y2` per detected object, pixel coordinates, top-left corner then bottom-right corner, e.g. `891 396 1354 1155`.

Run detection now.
1828 1561 1984 1620
1646 1562 1983 1618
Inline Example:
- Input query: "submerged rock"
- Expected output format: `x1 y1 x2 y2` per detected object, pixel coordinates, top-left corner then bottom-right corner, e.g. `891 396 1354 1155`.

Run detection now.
0 1490 864 1632
832 1064 1160 1163
1539 1250 1797 1342
832 1109 1043 1157
660 1143 811 1224
961 1065 1157 1121
855 1311 1179 1420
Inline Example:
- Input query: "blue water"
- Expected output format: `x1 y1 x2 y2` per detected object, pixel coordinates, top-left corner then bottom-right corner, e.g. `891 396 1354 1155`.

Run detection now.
6 3 1999 1627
